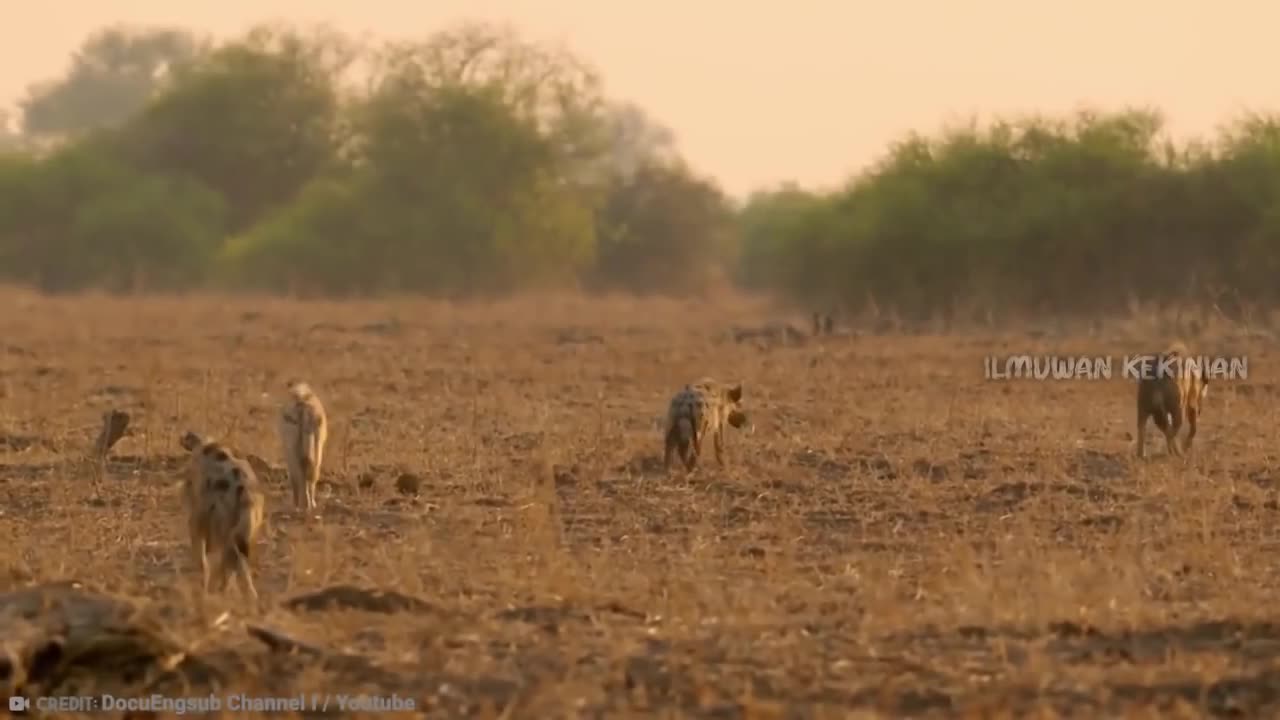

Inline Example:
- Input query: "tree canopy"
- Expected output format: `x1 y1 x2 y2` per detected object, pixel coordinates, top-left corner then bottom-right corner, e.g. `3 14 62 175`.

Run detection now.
3 22 1280 318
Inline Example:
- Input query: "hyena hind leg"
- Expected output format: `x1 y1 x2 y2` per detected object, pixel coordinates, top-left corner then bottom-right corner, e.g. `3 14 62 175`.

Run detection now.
188 523 210 593
1136 408 1149 459
1165 407 1184 457
685 433 701 471
286 470 298 508
1147 406 1177 457
209 555 232 593
297 457 318 511
211 545 259 603
289 465 305 510
195 542 210 595
227 548 260 603
663 429 681 473
1183 406 1199 454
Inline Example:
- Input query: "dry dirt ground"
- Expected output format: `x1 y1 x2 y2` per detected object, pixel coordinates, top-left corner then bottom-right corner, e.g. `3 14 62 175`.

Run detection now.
1 290 1280 718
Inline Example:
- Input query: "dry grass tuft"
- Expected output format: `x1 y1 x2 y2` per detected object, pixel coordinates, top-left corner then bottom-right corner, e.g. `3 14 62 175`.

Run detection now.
0 289 1277 717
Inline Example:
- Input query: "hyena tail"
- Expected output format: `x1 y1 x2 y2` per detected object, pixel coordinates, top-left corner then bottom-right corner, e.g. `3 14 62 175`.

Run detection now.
299 419 321 481
298 452 314 479
676 417 694 446
232 487 255 560
224 535 251 569
179 431 204 452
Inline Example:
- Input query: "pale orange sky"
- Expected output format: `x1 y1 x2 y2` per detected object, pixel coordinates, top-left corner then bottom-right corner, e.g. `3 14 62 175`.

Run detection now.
3 1 1277 197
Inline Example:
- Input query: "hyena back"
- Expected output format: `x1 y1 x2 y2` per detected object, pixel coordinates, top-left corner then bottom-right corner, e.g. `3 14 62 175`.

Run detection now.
180 432 266 601
1135 340 1210 459
663 378 749 472
278 380 328 511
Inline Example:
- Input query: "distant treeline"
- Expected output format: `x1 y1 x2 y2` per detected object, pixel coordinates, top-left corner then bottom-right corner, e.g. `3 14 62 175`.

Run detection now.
739 111 1280 323
2 23 1279 318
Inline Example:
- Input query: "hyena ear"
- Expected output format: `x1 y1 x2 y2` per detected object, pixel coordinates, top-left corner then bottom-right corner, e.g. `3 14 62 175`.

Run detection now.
726 384 743 403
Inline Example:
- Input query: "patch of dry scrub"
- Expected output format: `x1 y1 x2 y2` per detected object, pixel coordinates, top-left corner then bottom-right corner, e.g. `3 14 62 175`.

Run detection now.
0 288 1278 717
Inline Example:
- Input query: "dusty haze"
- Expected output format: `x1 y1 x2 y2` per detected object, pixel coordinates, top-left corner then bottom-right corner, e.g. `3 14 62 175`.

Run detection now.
2 0 1276 197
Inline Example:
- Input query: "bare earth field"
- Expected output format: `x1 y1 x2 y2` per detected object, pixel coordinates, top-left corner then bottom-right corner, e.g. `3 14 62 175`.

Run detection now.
2 290 1280 718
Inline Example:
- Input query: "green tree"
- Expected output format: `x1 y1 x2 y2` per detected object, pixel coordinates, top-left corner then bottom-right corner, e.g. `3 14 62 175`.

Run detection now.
736 184 828 294
739 108 1248 321
119 24 353 231
0 138 225 293
603 102 679 179
217 173 387 296
592 160 736 295
375 22 610 188
20 26 207 138
70 171 227 292
223 22 604 296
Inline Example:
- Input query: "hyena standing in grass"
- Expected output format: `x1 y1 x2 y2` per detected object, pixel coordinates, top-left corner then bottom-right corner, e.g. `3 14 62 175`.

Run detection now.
178 431 266 601
663 378 750 472
278 380 328 512
1135 340 1210 459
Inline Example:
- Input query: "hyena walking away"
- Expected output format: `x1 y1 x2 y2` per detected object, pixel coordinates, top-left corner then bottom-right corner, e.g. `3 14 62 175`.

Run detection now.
178 432 266 601
279 380 328 512
664 378 750 472
1135 340 1211 459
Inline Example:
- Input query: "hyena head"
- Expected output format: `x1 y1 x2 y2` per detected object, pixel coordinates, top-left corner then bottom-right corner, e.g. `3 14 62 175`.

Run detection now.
1194 373 1210 409
200 441 232 464
197 440 240 485
285 379 314 399
721 383 749 430
179 431 205 453
180 432 239 479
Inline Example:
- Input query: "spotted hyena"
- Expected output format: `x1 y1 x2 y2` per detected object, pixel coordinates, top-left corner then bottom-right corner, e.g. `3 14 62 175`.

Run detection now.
278 380 328 512
179 431 266 601
663 378 750 472
1135 340 1210 459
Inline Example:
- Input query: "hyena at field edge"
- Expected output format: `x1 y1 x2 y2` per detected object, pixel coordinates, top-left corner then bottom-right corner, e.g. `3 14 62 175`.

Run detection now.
178 431 267 601
1135 340 1211 459
278 380 328 512
663 378 750 472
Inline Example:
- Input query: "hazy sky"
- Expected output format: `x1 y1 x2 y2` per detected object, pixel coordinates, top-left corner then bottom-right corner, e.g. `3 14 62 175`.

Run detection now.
3 1 1277 197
